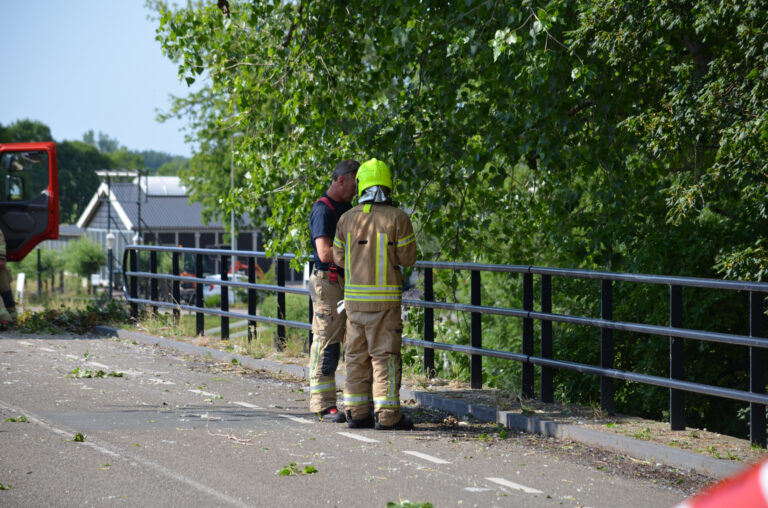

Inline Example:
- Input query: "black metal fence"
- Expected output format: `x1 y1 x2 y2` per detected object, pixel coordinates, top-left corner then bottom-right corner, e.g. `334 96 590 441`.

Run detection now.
122 245 768 446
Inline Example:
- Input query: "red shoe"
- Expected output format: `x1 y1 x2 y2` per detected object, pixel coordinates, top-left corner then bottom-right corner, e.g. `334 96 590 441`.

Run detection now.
317 406 346 423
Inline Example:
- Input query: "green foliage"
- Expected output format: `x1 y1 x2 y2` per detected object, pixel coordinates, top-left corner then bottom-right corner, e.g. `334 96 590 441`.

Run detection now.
387 502 434 508
17 300 129 334
4 415 28 423
277 463 317 476
71 433 86 442
66 367 124 379
151 0 768 438
63 237 106 279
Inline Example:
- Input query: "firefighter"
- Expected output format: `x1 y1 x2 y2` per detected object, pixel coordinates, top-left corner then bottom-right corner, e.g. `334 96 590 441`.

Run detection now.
333 158 417 430
0 228 17 328
308 159 360 422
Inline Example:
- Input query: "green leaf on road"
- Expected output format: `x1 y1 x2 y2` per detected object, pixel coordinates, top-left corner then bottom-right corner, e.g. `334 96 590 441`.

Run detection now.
5 415 28 423
72 433 86 442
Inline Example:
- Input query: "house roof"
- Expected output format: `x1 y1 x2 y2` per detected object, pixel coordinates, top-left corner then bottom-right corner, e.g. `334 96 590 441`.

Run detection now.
76 177 251 232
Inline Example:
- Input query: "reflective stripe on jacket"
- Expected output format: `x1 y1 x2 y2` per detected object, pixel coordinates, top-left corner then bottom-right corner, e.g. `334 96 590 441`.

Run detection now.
333 203 416 311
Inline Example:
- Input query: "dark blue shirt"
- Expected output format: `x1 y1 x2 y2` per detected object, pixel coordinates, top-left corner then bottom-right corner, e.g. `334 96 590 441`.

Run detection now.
309 193 351 272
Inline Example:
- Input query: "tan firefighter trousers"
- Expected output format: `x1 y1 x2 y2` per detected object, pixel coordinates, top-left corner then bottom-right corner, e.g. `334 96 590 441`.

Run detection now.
0 266 14 322
308 270 346 413
343 307 403 426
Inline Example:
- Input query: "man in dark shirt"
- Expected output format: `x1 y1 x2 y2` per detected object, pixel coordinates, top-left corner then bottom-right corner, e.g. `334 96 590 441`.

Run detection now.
308 159 359 421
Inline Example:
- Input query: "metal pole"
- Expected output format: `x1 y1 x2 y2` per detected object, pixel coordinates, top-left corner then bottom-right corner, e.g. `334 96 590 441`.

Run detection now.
136 169 142 245
195 253 204 335
424 267 435 378
669 285 685 430
108 248 113 301
522 272 534 398
276 259 286 351
601 279 615 415
221 254 229 340
150 251 158 316
172 252 180 325
249 257 258 343
37 249 41 297
129 249 138 319
540 274 553 402
750 292 766 447
470 270 482 389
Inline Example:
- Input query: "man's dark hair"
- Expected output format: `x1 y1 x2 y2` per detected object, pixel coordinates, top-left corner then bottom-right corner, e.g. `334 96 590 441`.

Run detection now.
332 159 360 180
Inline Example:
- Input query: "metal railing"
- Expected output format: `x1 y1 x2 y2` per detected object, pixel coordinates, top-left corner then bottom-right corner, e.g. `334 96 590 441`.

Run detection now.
122 245 768 446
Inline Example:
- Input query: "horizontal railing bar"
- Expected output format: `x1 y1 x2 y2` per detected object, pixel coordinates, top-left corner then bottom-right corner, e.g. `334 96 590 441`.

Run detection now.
402 298 528 318
125 271 310 296
125 297 311 330
403 298 768 348
125 244 296 261
411 261 768 292
127 245 768 292
529 310 768 349
403 338 768 405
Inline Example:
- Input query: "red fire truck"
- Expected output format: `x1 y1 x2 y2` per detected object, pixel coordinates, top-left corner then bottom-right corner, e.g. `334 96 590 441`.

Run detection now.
0 142 59 261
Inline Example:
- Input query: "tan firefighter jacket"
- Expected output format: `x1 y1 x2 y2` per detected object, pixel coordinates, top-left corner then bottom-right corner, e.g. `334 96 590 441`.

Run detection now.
333 202 416 311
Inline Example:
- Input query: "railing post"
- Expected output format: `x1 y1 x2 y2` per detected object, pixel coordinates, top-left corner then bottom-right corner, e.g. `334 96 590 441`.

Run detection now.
150 251 158 317
470 270 483 389
424 267 435 378
129 249 138 320
220 254 229 340
275 258 286 351
195 253 204 336
248 257 257 343
540 274 553 403
522 272 534 398
750 292 766 448
172 251 180 325
669 285 685 430
601 279 615 415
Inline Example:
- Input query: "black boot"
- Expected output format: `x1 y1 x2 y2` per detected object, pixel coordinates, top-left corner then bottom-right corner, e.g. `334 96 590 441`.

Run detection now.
375 413 414 431
346 409 374 429
317 406 346 423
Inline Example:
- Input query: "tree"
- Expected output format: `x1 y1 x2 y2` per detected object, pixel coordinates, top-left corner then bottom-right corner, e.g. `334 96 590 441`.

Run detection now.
63 237 106 286
56 141 112 223
151 0 768 435
4 119 54 142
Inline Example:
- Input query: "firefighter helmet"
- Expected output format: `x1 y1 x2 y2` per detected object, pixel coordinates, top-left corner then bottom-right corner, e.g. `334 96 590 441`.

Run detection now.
356 158 392 197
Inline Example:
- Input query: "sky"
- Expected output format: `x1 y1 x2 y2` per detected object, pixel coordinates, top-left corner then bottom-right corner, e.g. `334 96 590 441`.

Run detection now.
1 1 198 157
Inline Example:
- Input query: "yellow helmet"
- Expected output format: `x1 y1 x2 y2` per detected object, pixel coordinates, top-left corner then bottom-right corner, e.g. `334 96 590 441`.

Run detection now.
356 158 392 197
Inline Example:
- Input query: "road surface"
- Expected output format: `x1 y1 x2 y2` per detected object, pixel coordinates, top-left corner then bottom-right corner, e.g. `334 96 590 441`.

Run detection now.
0 333 692 507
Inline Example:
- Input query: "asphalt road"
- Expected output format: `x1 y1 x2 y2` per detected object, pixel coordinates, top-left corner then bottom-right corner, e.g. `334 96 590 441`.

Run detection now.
0 333 688 507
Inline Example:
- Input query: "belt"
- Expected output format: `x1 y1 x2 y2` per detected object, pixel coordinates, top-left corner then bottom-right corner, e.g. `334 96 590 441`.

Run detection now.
313 268 344 278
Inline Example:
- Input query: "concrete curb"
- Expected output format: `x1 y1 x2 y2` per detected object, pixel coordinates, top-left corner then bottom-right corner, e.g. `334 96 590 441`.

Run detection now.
96 326 746 479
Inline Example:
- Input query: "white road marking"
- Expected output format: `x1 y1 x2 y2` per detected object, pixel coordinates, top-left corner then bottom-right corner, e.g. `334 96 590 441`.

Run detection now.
337 432 379 443
66 354 79 360
403 451 451 464
0 399 249 507
486 477 543 494
18 341 33 346
86 361 112 370
146 378 175 385
232 401 262 409
188 389 220 398
278 414 313 425
465 487 493 492
38 347 57 353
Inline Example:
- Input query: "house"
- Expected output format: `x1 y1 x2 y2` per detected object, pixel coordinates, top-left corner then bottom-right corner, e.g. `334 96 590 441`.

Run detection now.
74 175 300 283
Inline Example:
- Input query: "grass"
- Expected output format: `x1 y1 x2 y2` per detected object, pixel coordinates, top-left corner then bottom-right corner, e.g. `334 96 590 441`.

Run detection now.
135 291 310 362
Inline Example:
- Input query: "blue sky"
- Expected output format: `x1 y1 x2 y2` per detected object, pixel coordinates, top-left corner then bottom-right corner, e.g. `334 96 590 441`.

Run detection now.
1 1 197 157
